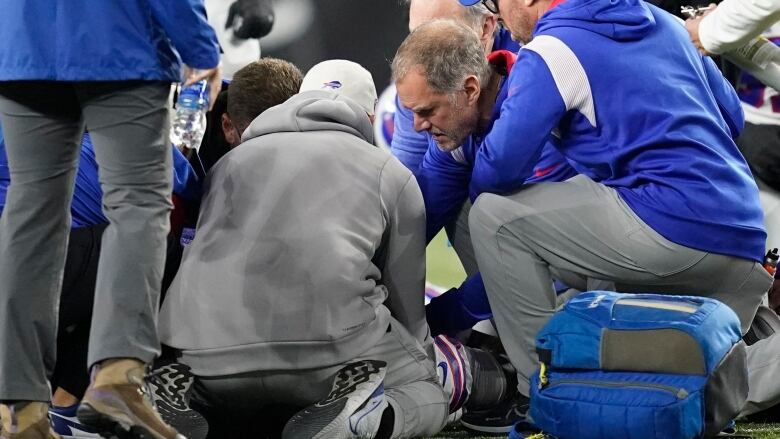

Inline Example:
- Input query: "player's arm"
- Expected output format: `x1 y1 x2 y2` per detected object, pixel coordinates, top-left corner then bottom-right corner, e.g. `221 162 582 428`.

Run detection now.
698 0 780 55
418 140 472 243
426 273 492 336
148 0 220 70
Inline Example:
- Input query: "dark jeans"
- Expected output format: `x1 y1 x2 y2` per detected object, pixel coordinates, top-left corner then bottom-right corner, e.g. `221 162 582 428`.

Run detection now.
50 223 187 399
50 224 106 399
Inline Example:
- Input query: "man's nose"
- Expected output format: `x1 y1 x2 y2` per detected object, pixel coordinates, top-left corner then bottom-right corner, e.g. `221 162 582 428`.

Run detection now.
412 114 431 132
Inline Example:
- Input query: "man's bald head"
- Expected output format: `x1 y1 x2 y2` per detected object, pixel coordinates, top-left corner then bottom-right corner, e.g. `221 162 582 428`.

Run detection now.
406 0 497 52
409 0 468 31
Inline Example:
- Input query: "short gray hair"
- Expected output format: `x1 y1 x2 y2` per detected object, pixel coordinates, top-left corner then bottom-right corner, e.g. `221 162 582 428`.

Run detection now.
461 3 492 31
391 19 492 95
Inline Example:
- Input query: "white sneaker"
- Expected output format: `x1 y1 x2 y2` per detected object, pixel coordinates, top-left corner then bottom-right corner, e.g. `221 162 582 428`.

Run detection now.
49 404 100 438
282 360 388 439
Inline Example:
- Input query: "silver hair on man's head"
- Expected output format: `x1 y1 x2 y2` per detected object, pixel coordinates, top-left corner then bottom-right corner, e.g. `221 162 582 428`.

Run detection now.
461 2 492 30
392 19 492 95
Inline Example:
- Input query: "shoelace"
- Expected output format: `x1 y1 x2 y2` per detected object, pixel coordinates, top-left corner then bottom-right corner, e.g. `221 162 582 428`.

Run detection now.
125 367 159 412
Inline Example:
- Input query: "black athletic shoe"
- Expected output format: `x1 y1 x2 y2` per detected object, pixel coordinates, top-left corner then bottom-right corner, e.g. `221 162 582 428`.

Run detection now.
146 363 208 439
282 360 388 439
460 393 530 435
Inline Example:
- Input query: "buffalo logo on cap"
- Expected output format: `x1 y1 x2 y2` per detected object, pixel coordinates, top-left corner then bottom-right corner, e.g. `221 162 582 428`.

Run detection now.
322 80 343 90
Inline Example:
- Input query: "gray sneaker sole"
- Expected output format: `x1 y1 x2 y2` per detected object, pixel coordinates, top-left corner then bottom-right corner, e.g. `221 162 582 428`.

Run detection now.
282 360 387 439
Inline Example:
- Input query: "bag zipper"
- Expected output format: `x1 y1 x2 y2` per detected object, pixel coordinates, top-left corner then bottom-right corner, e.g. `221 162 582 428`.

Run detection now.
546 378 689 399
615 299 698 313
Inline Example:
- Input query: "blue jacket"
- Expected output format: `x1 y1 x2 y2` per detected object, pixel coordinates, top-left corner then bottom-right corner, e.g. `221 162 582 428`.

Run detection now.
0 0 220 81
390 28 520 174
418 52 577 242
420 51 576 338
0 124 200 228
471 0 764 262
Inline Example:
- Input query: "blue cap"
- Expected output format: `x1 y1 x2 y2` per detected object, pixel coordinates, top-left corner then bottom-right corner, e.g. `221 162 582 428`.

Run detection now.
458 0 482 5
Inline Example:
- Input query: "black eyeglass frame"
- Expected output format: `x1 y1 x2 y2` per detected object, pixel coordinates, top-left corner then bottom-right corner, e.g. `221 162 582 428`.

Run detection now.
481 0 499 14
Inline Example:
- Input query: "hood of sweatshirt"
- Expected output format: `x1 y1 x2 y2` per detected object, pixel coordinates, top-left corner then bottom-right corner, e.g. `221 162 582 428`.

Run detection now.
242 90 374 145
536 0 655 41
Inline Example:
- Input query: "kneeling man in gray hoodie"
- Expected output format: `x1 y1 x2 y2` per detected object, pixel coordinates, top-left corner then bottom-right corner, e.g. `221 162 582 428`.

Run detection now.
158 60 448 439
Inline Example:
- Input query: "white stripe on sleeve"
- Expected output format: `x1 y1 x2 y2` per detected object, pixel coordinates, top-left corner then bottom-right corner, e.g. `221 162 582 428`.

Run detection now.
524 35 597 127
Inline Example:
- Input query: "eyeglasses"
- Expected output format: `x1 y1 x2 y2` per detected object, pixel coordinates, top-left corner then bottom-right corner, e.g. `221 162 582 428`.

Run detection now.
481 0 499 14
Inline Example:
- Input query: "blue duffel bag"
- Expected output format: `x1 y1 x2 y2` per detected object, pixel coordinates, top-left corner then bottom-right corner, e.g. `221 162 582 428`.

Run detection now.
530 291 747 439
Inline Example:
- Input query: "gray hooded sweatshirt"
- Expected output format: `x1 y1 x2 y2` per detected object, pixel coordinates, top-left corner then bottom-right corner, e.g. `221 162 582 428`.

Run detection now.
158 91 429 376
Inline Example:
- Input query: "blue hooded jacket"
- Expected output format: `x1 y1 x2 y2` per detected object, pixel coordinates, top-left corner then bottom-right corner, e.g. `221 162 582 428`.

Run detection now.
420 50 576 338
418 51 577 242
471 0 764 262
0 0 219 81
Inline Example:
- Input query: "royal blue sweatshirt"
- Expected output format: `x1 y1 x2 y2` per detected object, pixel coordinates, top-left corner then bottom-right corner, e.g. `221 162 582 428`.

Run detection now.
418 55 577 241
471 0 765 262
421 51 576 337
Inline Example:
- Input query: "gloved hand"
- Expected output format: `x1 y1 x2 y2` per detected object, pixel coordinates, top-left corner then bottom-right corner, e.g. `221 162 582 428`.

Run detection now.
426 273 492 336
225 0 275 40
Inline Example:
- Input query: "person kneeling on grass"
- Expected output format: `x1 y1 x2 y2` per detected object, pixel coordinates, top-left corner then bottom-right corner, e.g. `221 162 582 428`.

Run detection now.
157 60 449 439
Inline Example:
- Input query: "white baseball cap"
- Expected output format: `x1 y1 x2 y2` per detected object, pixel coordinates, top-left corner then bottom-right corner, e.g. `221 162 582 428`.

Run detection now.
300 59 378 115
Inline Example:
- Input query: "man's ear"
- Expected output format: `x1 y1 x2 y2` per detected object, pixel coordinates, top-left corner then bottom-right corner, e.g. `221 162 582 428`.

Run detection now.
222 112 240 147
464 75 481 106
481 14 499 45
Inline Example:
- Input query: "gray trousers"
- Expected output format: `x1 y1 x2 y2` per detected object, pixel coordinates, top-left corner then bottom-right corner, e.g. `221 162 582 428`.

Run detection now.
741 306 780 416
0 81 172 401
469 175 772 396
445 200 478 277
192 318 448 439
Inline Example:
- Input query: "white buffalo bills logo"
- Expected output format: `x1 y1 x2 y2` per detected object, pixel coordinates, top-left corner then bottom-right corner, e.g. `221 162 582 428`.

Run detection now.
322 80 343 90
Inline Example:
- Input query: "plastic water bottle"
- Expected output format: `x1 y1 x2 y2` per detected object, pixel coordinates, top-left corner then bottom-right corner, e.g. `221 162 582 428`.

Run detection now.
171 80 210 151
682 5 780 92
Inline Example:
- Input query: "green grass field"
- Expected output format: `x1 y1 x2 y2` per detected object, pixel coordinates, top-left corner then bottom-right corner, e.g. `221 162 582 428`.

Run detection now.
424 232 780 439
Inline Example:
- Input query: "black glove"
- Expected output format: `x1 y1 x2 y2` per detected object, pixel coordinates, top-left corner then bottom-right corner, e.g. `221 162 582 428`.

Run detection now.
225 0 275 40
